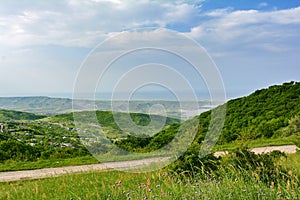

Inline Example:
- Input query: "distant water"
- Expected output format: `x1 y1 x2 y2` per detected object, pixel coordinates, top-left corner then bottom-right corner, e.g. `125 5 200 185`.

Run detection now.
0 91 246 101
75 91 216 101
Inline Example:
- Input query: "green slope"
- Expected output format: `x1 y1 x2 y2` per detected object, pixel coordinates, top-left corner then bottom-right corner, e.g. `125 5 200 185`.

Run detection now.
0 109 46 121
118 81 300 152
218 81 300 143
44 110 180 129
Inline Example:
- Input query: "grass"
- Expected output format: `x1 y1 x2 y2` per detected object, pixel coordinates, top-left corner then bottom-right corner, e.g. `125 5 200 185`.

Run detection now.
213 135 300 151
0 152 171 172
0 165 298 200
280 150 300 176
0 152 299 200
0 156 99 172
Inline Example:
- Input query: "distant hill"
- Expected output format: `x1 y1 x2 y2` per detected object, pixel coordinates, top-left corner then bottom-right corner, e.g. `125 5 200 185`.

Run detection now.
44 110 180 136
0 96 212 119
0 109 46 121
0 96 75 115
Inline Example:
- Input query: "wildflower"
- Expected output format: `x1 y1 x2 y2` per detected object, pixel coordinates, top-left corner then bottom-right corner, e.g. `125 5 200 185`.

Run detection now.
191 197 195 200
156 184 160 188
148 189 152 193
162 172 169 176
270 182 274 189
116 180 122 186
143 196 147 200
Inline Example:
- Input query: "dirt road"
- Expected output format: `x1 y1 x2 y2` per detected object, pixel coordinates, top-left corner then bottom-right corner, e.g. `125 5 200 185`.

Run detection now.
214 145 299 157
0 145 298 183
0 157 170 183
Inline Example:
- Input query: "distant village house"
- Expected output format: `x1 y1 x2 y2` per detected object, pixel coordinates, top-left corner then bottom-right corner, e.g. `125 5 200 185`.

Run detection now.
0 123 3 132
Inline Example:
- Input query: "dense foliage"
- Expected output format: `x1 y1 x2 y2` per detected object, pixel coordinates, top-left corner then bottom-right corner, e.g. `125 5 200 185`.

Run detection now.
166 81 300 176
115 81 300 153
219 81 300 143
115 123 180 152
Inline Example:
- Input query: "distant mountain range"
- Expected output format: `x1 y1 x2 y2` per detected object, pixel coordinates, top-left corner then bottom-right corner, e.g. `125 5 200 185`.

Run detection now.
0 96 213 119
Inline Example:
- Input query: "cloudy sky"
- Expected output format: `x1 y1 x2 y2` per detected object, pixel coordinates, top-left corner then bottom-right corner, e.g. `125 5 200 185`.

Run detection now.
0 0 299 99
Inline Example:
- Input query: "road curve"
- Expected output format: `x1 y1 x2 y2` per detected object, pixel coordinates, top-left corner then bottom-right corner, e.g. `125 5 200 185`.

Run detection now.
1 145 298 183
214 145 299 157
0 156 170 183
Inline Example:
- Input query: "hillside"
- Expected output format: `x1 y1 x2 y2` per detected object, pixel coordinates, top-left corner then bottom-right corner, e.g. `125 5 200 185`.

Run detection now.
0 109 46 121
118 81 300 152
0 109 180 165
218 81 300 143
44 110 179 129
0 96 211 119
0 96 80 115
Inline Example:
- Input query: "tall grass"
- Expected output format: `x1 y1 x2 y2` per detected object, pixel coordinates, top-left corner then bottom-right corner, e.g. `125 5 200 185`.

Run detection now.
0 156 98 172
0 164 298 199
0 150 299 199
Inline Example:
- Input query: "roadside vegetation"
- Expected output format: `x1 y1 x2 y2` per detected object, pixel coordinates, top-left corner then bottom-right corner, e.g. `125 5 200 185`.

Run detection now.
0 149 299 200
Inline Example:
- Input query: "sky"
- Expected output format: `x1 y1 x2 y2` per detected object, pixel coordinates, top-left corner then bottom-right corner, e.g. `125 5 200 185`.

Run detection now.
0 0 299 100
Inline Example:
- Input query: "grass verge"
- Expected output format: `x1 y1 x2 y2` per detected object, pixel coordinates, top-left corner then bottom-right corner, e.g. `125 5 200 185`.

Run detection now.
213 135 300 151
0 156 99 172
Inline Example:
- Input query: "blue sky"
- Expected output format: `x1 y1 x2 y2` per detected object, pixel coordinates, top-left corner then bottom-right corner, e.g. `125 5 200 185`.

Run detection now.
0 0 299 99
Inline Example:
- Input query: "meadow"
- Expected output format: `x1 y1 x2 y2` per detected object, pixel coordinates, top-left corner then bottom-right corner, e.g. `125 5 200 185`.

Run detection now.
0 151 299 200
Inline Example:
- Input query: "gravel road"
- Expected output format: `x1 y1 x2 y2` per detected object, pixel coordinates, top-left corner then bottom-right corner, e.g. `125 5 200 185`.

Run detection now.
0 156 170 182
214 145 299 157
1 145 298 183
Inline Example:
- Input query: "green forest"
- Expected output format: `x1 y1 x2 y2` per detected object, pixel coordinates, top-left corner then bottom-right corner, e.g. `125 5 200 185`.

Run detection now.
116 81 300 152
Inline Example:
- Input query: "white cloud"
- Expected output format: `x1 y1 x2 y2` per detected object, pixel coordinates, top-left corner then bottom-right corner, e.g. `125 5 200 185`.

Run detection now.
0 1 299 96
187 6 300 53
0 0 200 48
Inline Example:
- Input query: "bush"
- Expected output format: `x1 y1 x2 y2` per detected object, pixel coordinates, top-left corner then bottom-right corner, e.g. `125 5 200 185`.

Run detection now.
224 149 292 185
168 143 221 176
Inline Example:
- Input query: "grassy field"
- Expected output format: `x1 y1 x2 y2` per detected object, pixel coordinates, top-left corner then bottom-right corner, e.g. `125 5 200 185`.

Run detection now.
0 152 299 200
0 152 171 172
0 156 99 172
0 168 298 200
